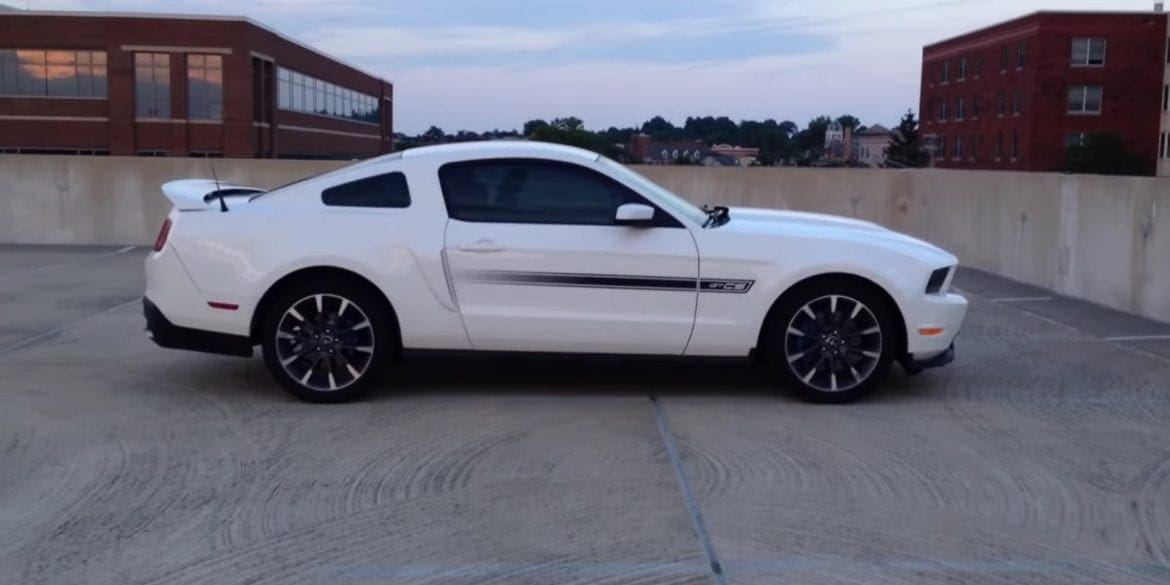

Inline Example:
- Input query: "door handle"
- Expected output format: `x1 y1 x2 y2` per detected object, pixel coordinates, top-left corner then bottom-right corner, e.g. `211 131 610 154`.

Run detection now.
457 239 505 253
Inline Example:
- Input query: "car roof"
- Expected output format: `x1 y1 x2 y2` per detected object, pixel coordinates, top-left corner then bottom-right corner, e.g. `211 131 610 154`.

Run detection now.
397 140 601 163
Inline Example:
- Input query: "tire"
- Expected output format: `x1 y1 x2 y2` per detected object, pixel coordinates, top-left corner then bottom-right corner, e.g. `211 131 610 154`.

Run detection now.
765 278 898 403
260 278 395 403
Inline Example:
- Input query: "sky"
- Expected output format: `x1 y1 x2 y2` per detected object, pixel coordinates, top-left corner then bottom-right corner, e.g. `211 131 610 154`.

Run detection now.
17 0 1160 133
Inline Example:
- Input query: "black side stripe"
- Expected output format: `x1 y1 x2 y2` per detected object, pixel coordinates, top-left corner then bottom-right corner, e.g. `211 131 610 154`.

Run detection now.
459 270 753 294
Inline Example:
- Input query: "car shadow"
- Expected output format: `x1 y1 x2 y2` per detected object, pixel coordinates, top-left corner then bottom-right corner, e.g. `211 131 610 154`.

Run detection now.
165 351 941 405
375 353 780 401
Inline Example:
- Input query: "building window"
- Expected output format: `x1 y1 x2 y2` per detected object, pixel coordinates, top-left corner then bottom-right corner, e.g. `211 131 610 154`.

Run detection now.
956 96 965 119
275 66 379 124
1066 132 1086 148
953 135 963 160
1068 85 1103 114
135 53 171 118
1012 89 1022 115
1011 132 1020 159
941 61 949 83
187 54 223 120
0 49 107 97
941 98 948 120
1016 42 1028 68
1166 37 1169 64
1161 132 1169 159
969 135 978 160
1000 45 1009 70
939 135 947 159
958 57 967 80
277 68 291 109
997 90 1006 116
994 133 1004 159
1163 84 1168 112
1071 38 1107 66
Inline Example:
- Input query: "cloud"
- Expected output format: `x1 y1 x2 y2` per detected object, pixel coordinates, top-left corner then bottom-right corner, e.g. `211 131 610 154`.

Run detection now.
307 25 572 58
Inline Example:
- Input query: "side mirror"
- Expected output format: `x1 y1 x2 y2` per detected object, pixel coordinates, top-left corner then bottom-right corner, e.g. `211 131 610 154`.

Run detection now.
615 203 655 226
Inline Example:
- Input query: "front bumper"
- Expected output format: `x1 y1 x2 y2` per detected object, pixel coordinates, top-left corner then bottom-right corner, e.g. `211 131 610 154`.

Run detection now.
144 297 253 357
901 343 955 375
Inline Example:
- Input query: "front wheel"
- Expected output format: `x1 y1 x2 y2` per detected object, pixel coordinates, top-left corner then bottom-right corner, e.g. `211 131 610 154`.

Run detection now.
766 280 897 403
260 280 393 403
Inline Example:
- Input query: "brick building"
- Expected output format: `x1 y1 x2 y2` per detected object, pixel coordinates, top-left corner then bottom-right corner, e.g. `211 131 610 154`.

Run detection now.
920 10 1170 176
0 10 392 158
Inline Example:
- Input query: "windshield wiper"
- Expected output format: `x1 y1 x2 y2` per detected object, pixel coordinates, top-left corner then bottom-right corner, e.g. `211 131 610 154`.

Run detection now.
701 205 730 228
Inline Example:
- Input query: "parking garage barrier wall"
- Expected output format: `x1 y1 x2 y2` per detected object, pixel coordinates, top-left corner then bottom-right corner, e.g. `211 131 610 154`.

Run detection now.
1 155 1167 323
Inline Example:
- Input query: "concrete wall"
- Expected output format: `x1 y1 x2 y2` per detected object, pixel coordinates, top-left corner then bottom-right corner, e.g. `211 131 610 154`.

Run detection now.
1 155 1167 322
639 166 1170 324
0 155 345 245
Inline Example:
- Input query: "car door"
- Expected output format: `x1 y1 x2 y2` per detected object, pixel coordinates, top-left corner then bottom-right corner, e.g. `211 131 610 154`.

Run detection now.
440 157 700 354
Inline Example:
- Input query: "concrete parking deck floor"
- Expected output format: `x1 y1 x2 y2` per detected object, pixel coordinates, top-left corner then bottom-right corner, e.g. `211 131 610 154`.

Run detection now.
1 245 1169 585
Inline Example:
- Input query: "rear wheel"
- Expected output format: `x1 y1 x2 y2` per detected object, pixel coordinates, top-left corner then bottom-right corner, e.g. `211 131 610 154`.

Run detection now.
260 279 393 402
766 279 897 403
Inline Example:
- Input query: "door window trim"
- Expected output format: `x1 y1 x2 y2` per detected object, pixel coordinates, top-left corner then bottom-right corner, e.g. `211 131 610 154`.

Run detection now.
438 158 684 228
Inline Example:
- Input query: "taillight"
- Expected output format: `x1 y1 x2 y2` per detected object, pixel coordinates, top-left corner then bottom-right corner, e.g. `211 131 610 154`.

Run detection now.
153 218 172 252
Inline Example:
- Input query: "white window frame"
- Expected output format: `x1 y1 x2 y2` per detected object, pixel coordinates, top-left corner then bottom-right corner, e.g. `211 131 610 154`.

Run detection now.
1071 38 1107 67
1068 85 1103 115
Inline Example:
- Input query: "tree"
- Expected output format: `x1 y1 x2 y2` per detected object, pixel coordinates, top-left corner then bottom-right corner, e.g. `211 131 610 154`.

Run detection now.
794 115 833 162
421 126 446 144
885 110 929 168
1063 133 1149 176
522 119 550 136
641 116 679 139
551 116 584 132
835 114 861 131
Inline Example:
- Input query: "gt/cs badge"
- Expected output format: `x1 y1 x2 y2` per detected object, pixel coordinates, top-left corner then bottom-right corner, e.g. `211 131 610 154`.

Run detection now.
700 280 754 293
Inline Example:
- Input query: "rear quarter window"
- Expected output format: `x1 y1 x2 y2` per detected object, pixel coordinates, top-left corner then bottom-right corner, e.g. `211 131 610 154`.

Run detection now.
321 172 411 208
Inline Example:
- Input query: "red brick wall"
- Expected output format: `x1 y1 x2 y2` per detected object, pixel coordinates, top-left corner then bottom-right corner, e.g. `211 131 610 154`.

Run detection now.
920 12 1167 175
0 13 392 158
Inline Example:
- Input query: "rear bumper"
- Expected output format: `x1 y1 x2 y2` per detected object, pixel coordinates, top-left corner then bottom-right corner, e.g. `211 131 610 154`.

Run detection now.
144 297 253 357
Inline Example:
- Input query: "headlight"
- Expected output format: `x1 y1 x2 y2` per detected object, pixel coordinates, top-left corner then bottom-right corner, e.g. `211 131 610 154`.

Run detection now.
925 266 951 294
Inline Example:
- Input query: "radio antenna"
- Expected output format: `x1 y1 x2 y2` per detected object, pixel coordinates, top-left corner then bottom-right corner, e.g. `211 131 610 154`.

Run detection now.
208 156 228 212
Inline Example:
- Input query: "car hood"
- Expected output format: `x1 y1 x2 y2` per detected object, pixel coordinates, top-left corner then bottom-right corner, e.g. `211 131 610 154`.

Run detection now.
724 207 956 263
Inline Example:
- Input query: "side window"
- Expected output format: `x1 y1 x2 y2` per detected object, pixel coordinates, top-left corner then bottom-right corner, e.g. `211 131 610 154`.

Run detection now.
438 159 680 227
321 172 410 208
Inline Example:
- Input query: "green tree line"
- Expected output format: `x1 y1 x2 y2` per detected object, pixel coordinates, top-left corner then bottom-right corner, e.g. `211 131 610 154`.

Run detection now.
394 113 929 167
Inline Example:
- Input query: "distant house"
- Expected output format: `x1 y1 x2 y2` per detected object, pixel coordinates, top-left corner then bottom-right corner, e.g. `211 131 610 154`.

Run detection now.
856 124 894 167
627 134 708 164
708 144 759 166
700 154 742 167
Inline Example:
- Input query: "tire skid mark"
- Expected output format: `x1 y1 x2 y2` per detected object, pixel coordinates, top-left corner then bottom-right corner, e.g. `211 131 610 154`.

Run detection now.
1133 453 1170 566
713 500 1167 584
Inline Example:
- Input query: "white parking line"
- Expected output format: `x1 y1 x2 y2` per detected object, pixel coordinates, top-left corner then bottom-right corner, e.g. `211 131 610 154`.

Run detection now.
990 296 1053 303
2 245 137 276
1102 334 1170 342
0 297 141 354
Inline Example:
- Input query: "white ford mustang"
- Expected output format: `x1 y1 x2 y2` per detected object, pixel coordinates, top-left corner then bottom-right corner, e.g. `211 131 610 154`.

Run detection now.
144 141 967 403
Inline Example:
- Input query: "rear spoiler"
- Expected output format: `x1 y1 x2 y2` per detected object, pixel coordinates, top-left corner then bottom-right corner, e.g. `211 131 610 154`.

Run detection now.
161 179 266 211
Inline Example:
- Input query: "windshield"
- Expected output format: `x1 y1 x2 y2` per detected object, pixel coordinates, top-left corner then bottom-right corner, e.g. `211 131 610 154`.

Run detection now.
596 156 708 225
